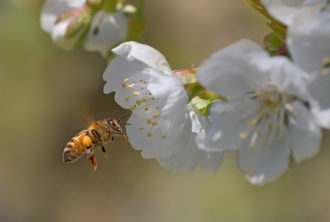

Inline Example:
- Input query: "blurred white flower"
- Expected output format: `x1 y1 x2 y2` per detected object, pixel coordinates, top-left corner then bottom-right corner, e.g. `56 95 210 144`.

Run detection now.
287 5 330 119
103 41 223 172
197 40 323 185
261 0 328 26
41 0 127 55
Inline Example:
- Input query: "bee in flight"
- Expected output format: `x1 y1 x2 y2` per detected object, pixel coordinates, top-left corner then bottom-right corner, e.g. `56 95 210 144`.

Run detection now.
62 118 127 170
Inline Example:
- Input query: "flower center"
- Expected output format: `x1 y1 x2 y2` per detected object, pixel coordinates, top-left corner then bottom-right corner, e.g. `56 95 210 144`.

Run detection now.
242 82 297 149
121 77 169 140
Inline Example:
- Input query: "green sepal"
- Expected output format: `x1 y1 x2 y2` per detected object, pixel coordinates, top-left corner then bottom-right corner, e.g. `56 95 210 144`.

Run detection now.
103 0 118 13
64 13 92 39
87 0 104 12
264 32 284 52
185 83 204 102
266 21 286 37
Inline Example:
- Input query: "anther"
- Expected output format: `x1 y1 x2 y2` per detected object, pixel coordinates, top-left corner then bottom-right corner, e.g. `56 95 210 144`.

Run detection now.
162 134 168 139
123 78 128 82
147 132 152 137
153 114 160 118
133 92 140 96
239 132 247 139
321 69 328 76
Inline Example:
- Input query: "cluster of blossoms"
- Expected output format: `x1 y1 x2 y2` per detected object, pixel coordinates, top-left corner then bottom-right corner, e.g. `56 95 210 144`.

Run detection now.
43 0 330 185
41 0 144 58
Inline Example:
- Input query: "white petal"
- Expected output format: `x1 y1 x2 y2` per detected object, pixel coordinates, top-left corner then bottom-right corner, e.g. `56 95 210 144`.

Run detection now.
289 102 321 163
287 8 330 110
51 20 76 49
84 11 128 56
41 0 85 33
261 0 327 26
112 42 172 74
259 56 310 101
103 57 187 115
197 40 268 97
196 99 257 152
261 0 306 25
157 110 223 172
287 7 330 74
238 133 291 185
126 108 186 157
315 108 330 129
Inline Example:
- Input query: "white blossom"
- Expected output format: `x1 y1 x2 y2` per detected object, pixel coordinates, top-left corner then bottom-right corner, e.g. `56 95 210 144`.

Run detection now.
287 4 330 122
261 0 328 26
103 41 223 172
197 40 322 184
41 0 127 55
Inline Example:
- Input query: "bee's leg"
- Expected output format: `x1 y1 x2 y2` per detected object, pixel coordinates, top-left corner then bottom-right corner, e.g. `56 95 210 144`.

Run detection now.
88 155 98 171
86 147 93 159
101 145 108 158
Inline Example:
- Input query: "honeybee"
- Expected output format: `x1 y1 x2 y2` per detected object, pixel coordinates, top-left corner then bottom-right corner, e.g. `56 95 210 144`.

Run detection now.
62 118 127 170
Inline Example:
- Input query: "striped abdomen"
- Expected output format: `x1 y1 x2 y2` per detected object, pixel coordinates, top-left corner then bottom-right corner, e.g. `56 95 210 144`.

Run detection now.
62 130 92 163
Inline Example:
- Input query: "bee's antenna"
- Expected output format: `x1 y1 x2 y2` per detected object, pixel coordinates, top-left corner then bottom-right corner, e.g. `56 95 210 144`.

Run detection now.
120 113 131 122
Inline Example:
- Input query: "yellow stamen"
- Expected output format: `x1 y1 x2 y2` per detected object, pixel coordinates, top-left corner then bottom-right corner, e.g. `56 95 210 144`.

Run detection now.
322 57 329 64
220 111 226 116
121 84 126 88
125 97 130 101
162 134 168 139
139 126 145 131
152 121 158 126
145 107 149 111
147 119 152 124
128 84 134 88
147 132 152 137
239 133 247 140
153 114 160 118
123 78 128 82
321 68 328 76
133 91 140 96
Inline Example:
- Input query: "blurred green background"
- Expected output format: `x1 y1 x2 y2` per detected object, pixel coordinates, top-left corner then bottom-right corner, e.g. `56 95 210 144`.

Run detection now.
1 0 330 221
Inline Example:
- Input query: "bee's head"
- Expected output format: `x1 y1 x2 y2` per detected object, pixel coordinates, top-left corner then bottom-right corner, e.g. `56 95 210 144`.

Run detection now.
106 118 127 142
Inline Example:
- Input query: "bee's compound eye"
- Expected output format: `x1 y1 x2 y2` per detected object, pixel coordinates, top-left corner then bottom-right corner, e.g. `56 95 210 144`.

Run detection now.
83 136 92 147
107 120 114 126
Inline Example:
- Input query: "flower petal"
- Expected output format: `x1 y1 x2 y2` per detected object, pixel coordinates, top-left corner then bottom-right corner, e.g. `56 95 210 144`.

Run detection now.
287 7 330 74
196 99 257 152
197 40 268 97
41 0 85 33
261 0 307 25
84 11 128 57
156 110 223 172
111 41 172 74
238 133 291 185
51 20 76 49
315 108 330 129
289 102 321 163
287 8 330 110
